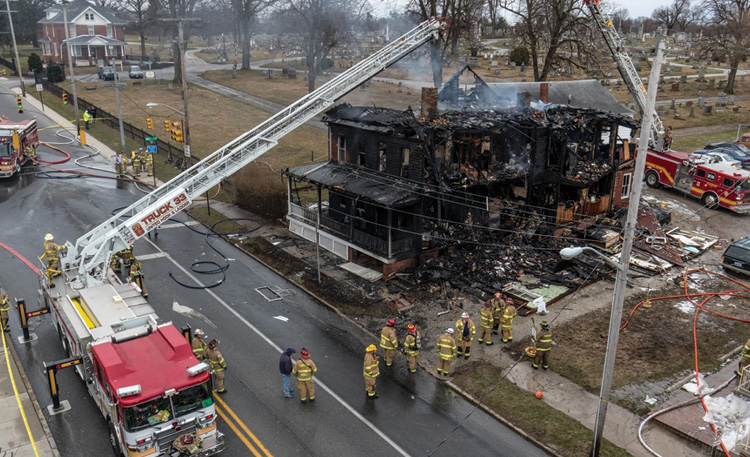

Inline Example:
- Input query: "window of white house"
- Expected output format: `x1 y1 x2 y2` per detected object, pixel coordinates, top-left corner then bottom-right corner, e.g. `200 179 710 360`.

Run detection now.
88 26 95 35
337 136 346 162
69 24 76 38
620 173 632 199
85 13 94 20
106 25 113 38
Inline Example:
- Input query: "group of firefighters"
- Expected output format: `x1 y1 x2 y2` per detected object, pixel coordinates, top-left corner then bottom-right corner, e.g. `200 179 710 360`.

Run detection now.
113 148 154 178
190 329 228 394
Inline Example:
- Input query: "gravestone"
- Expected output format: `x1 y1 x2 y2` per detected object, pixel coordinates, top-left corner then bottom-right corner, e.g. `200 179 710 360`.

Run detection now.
742 75 746 83
689 105 695 117
728 95 735 105
733 106 740 113
704 105 712 115
717 92 726 106
490 61 498 67
698 67 706 81
398 81 402 93
680 75 688 84
718 80 726 90
708 79 715 88
670 99 676 109
698 97 705 107
671 83 680 92
686 100 693 107
510 62 516 68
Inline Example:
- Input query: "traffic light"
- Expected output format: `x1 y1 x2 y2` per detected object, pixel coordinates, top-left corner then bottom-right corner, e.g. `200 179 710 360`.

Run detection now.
62 93 68 105
16 96 22 113
170 121 183 143
164 120 171 132
146 117 153 129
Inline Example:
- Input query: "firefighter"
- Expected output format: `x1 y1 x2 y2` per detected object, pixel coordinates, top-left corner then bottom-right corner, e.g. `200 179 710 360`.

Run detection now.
192 329 207 362
663 126 673 151
24 144 37 165
42 234 64 287
455 312 476 359
144 151 154 176
363 344 380 399
122 245 135 270
532 321 552 370
478 300 494 345
207 339 227 393
380 318 398 367
436 328 457 376
109 250 122 274
737 338 750 377
491 291 506 335
129 259 148 297
500 298 517 343
1 292 10 332
138 148 148 174
292 348 317 402
172 433 203 455
131 148 141 177
403 323 421 373
114 152 125 177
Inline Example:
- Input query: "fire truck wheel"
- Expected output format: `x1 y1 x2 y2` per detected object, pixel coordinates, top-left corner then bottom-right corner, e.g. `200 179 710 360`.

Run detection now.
108 422 124 457
702 192 719 209
645 170 660 188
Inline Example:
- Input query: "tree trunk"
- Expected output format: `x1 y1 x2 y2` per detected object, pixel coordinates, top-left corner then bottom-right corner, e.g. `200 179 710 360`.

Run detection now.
140 31 147 63
726 55 740 95
307 53 316 93
241 20 251 70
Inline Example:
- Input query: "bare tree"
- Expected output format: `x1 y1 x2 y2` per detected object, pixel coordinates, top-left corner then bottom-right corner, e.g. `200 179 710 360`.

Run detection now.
502 0 596 81
122 0 157 61
12 0 54 47
279 0 365 92
699 0 750 93
652 0 693 34
233 0 275 71
163 0 200 84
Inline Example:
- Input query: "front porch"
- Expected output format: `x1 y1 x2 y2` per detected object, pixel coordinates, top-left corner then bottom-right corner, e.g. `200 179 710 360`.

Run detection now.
63 36 126 66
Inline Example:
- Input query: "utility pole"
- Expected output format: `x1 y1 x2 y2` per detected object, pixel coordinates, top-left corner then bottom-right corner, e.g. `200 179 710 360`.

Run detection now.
113 71 126 154
163 17 196 167
589 36 666 457
63 8 81 136
4 0 24 96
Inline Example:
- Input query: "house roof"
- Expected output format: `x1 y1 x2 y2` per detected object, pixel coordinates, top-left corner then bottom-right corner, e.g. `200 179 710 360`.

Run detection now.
39 0 127 25
63 35 126 46
285 162 422 208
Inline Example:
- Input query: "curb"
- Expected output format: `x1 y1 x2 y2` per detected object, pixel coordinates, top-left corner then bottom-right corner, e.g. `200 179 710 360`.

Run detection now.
7 336 61 457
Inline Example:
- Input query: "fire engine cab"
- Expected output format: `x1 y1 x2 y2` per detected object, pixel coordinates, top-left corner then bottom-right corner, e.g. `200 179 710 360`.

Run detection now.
644 148 750 212
0 119 38 177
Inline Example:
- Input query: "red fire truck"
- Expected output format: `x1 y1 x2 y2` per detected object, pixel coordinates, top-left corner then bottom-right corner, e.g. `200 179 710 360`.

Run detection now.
644 148 750 212
0 119 38 177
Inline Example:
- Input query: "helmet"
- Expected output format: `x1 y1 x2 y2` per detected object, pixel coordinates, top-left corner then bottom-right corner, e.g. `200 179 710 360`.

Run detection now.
44 233 54 241
366 344 377 352
195 329 205 337
208 339 218 349
446 328 454 334
541 321 549 329
386 319 396 327
461 312 469 319
139 147 143 151
483 300 492 307
180 434 194 445
300 348 311 359
407 323 416 333
494 292 502 299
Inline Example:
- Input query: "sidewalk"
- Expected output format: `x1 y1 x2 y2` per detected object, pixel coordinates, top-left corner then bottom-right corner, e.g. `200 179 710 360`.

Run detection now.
1 332 59 457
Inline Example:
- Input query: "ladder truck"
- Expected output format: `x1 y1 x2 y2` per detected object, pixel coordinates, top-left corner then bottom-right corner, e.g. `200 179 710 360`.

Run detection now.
40 17 447 457
584 0 665 147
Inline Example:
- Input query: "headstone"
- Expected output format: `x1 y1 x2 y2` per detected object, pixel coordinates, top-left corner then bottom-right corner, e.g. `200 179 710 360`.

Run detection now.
659 85 665 92
671 83 680 92
718 92 726 106
686 101 693 107
709 79 715 88
698 97 705 107
741 75 746 83
728 95 735 105
670 99 676 109
733 106 740 113
704 105 712 115
490 60 498 67
680 75 688 84
689 105 695 117
698 67 706 81
398 81 402 93
511 62 516 68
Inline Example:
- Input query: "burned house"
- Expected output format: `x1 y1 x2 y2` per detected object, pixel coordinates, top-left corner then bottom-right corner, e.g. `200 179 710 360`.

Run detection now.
283 71 639 278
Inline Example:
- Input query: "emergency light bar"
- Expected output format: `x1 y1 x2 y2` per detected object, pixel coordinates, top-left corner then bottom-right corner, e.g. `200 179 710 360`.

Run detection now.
187 362 209 377
117 384 141 398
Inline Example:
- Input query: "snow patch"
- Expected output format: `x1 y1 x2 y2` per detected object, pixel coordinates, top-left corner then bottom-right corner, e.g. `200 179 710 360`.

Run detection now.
674 300 695 314
702 393 750 451
682 373 707 395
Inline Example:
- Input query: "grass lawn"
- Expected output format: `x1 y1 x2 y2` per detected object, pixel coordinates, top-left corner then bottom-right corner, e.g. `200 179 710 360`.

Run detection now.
671 128 742 152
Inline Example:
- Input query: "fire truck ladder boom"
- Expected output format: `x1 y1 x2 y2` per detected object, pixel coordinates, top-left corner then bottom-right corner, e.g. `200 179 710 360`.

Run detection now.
61 18 447 288
584 0 663 144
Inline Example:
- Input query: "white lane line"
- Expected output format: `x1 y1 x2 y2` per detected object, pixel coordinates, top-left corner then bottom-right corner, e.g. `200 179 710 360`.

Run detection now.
158 221 201 229
137 252 170 261
145 238 410 457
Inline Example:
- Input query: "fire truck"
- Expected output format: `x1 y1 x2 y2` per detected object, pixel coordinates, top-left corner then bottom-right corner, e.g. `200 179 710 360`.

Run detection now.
37 18 447 457
644 149 750 212
0 118 39 177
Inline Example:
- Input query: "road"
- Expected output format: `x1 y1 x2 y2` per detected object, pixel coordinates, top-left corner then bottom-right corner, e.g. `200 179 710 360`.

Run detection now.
0 84 549 456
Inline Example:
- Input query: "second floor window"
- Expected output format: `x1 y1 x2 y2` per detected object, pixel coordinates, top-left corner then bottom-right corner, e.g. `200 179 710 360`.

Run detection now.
378 143 387 172
106 25 113 37
88 26 95 35
401 148 410 177
69 24 76 38
337 136 346 162
85 13 94 20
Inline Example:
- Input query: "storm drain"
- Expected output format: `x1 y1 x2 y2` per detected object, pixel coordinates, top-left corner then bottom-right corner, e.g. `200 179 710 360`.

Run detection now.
256 286 282 302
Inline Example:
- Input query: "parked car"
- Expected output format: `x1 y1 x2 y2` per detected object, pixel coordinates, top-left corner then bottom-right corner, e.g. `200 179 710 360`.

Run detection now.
690 150 742 168
98 66 115 81
704 142 750 168
128 65 144 79
722 237 750 276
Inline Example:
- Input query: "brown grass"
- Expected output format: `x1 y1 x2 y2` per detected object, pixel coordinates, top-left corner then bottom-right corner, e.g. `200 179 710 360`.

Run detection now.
233 163 287 220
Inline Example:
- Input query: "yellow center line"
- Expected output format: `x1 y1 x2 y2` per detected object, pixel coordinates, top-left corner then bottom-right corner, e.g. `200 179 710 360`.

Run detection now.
214 395 274 457
214 403 263 457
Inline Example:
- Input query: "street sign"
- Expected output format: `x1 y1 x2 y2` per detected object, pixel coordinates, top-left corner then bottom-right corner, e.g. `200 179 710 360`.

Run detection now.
146 136 157 142
183 145 191 158
35 84 43 92
147 145 157 154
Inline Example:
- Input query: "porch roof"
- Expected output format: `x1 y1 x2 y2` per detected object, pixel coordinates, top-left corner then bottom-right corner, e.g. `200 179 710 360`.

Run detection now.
285 162 422 208
63 35 126 46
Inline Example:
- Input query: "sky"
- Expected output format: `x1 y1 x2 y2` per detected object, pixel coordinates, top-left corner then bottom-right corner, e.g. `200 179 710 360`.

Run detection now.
374 0 674 22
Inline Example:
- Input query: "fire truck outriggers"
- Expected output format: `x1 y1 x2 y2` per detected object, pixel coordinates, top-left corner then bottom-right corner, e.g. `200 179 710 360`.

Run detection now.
644 148 750 212
0 118 38 177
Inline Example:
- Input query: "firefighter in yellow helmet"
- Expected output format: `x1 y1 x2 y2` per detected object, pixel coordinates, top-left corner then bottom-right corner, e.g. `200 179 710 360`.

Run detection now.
172 433 203 455
207 339 227 393
1 292 10 332
403 323 421 373
191 329 207 362
501 298 517 343
42 234 65 287
478 300 494 345
455 312 476 359
491 291 506 335
292 348 318 403
436 328 457 376
737 338 750 377
532 321 552 370
380 318 398 367
363 344 380 399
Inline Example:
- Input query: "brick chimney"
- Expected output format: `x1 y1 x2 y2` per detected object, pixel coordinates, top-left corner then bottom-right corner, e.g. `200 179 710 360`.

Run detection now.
540 82 549 104
421 87 438 120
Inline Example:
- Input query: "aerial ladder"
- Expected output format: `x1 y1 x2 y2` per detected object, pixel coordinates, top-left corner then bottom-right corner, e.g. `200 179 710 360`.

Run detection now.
60 18 447 289
583 0 664 147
